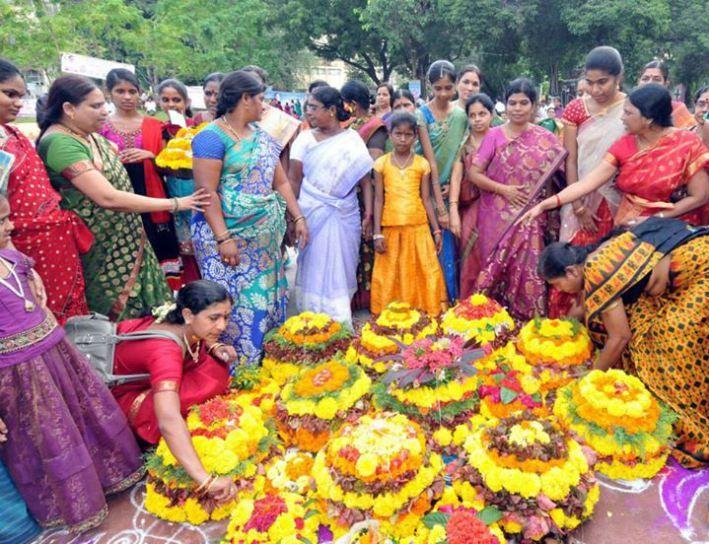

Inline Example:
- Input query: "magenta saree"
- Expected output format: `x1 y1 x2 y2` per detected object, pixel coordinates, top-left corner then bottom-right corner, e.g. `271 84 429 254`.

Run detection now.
472 125 566 319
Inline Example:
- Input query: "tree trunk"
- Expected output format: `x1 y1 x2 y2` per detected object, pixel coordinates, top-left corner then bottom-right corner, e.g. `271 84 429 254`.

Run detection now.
550 62 559 96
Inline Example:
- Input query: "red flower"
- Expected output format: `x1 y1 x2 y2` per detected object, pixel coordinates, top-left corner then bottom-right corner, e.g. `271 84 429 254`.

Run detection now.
447 509 499 544
243 495 288 532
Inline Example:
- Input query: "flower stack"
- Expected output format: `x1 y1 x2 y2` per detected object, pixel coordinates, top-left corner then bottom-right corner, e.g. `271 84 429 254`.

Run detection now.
408 488 505 544
475 343 545 420
155 123 208 172
440 294 515 346
275 359 371 451
312 412 445 540
144 395 276 524
227 364 280 417
262 312 352 384
517 317 594 395
346 302 438 375
554 369 676 480
371 336 483 454
222 492 320 544
454 415 599 541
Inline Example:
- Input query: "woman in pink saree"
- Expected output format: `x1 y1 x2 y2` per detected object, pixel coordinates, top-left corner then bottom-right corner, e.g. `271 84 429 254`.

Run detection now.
469 79 566 319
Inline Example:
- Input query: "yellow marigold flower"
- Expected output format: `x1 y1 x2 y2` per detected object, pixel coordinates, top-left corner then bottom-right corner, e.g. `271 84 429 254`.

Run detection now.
433 426 453 447
314 396 339 419
355 453 379 478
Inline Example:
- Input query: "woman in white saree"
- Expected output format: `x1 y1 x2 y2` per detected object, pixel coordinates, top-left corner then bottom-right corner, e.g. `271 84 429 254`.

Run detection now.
289 87 374 323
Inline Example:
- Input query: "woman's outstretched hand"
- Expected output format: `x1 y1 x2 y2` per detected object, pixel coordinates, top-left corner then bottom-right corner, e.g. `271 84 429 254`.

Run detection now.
177 188 211 212
518 202 545 226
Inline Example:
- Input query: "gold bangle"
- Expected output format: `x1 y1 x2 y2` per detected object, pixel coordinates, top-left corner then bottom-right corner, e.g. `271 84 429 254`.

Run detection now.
171 197 180 213
195 474 215 496
217 237 235 246
208 342 226 355
293 216 305 224
214 231 230 242
573 205 586 214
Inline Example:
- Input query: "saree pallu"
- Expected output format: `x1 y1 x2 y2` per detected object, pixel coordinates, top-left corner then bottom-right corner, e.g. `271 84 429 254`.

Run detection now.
459 152 482 299
0 460 40 544
0 318 143 531
610 130 709 226
192 128 287 366
416 105 469 303
3 124 90 324
474 126 566 320
294 129 374 323
584 218 709 467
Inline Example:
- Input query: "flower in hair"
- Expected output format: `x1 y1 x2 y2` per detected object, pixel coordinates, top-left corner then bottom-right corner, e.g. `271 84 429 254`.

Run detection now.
152 302 177 323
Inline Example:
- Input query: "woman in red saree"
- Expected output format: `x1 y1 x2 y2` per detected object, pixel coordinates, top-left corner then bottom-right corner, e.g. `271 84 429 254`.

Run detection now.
0 59 90 324
111 280 238 500
341 80 385 311
469 79 566 319
524 85 708 230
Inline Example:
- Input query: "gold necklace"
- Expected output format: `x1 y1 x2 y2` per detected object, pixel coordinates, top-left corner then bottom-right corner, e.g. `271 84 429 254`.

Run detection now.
391 151 413 172
0 256 36 312
221 116 249 142
183 333 201 362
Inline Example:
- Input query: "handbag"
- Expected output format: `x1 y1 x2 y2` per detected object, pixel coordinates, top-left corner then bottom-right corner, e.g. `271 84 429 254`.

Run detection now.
65 313 185 386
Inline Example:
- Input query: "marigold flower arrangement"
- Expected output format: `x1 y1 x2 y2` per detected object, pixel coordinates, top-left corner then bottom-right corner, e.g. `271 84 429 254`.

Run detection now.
440 294 515 346
454 415 599 541
476 343 545 420
275 359 371 452
346 302 438 375
227 364 280 417
313 412 445 539
222 492 320 544
144 395 276 524
263 312 352 384
407 487 505 544
517 317 594 393
155 123 208 171
554 369 676 480
263 449 316 495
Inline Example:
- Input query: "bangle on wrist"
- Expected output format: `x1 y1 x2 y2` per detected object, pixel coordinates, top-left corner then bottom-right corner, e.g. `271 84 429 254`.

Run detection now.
171 197 179 213
573 205 586 214
293 215 305 224
554 194 562 209
214 231 230 242
449 200 458 205
208 342 226 355
195 473 215 496
217 237 235 247
433 229 442 236
373 234 384 241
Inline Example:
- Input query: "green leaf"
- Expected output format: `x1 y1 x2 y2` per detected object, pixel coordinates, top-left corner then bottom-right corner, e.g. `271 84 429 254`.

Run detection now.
298 537 313 544
492 373 505 384
304 509 320 520
500 386 518 405
531 392 542 404
422 511 451 529
477 505 503 525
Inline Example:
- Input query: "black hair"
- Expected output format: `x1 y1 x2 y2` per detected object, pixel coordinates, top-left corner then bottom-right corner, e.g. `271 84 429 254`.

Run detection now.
215 70 265 118
35 93 48 126
376 82 394 107
694 85 709 102
164 280 232 324
628 84 673 127
584 46 624 77
242 65 268 85
0 58 22 84
202 72 224 88
457 64 482 84
38 75 99 141
465 92 494 114
392 88 415 106
642 60 669 82
427 60 456 85
157 78 193 117
308 79 328 93
341 80 373 110
389 110 417 131
106 68 140 92
504 77 538 103
311 86 350 122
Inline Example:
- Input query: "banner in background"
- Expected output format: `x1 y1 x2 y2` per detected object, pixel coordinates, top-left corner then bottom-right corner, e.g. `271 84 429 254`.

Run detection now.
61 53 134 80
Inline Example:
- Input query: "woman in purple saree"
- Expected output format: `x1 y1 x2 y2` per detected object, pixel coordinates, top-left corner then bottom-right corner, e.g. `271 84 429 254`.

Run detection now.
469 79 566 319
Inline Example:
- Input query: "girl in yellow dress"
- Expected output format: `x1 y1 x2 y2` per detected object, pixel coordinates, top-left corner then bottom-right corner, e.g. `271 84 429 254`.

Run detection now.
371 112 447 315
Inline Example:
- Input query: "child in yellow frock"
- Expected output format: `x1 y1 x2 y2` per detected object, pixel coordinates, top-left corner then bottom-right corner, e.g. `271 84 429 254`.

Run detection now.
371 111 447 315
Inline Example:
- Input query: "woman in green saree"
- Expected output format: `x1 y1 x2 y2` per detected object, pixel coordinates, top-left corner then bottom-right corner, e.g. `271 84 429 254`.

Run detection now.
416 60 469 303
37 76 209 319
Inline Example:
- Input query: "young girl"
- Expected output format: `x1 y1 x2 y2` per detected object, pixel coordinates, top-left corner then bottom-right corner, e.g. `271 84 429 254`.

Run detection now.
371 112 446 316
416 60 469 304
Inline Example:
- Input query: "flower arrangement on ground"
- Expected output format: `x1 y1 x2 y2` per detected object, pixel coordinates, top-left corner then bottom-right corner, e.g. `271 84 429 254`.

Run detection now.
475 343 545 419
144 395 276 524
440 294 515 346
312 412 445 540
454 414 599 541
263 312 352 384
155 123 208 172
554 369 676 480
517 317 594 394
371 336 484 453
408 487 505 544
222 492 320 544
227 364 280 417
346 302 438 375
263 449 316 495
275 359 371 452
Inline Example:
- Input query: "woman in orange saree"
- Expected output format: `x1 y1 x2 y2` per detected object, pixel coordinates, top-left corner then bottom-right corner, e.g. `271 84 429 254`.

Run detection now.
539 218 708 468
523 85 707 230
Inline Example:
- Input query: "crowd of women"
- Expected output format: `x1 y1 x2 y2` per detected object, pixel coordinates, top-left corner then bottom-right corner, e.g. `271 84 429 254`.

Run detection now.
0 43 707 540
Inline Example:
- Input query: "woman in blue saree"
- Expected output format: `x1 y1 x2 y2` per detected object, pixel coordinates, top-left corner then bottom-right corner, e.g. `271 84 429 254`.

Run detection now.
191 71 308 366
416 60 469 303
